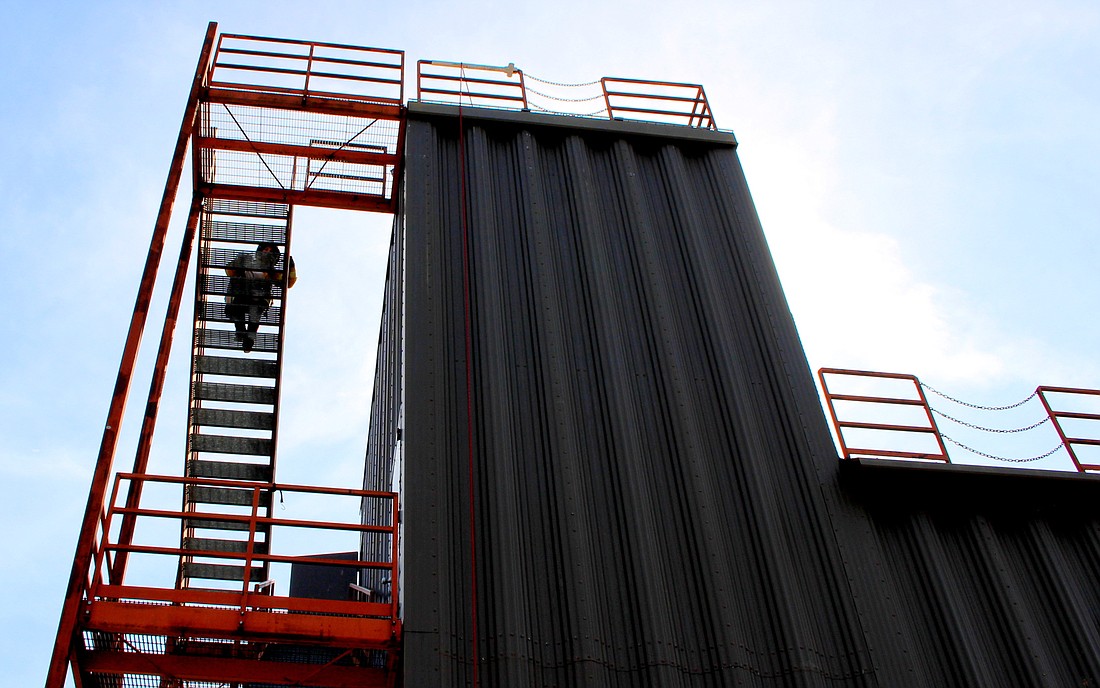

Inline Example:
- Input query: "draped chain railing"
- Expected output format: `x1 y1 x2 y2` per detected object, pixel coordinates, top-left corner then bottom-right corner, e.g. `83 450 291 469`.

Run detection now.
818 368 1100 472
416 61 717 128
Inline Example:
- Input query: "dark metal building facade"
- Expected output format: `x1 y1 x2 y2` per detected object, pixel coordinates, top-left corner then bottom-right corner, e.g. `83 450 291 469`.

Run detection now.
370 102 1100 686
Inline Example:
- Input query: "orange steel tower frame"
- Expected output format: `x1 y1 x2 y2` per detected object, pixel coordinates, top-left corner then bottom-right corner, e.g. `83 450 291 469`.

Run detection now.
47 23 406 688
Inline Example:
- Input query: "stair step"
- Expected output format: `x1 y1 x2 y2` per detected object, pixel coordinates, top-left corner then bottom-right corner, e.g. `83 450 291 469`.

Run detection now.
191 434 273 456
208 198 289 221
193 407 274 430
195 382 276 405
184 517 252 532
194 355 277 379
199 328 280 353
188 486 272 508
189 459 272 481
204 246 289 272
183 537 268 555
182 562 265 582
200 275 284 299
200 300 281 326
204 218 287 244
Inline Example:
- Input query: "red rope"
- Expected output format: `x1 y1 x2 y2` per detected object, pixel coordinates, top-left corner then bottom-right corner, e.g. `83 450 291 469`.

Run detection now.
458 90 480 688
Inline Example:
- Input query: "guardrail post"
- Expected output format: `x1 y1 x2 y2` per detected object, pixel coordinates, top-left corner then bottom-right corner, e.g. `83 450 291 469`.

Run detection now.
1037 387 1084 472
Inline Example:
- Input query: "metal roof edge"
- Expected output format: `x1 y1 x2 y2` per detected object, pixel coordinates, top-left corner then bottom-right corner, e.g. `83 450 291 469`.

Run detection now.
407 100 738 147
841 457 1100 484
839 457 1100 511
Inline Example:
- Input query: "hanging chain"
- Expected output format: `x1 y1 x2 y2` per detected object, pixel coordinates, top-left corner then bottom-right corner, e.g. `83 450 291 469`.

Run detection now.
527 100 609 118
526 86 604 103
920 381 1038 411
524 72 602 88
931 408 1051 434
940 434 1064 463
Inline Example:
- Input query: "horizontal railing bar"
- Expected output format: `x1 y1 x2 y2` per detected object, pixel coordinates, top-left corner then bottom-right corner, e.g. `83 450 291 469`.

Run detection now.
820 368 920 381
109 506 394 533
845 448 949 460
419 87 525 102
827 393 925 406
603 77 704 89
220 33 404 56
196 136 397 166
219 47 402 72
837 421 937 433
307 69 404 85
115 472 396 498
91 583 395 616
1039 385 1100 397
605 91 707 104
213 63 403 87
106 543 392 570
1067 437 1100 447
204 88 404 116
1052 411 1100 421
609 104 712 118
420 73 523 88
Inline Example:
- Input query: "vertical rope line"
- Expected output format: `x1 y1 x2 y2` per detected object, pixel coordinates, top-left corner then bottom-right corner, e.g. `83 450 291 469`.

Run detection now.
458 76 480 688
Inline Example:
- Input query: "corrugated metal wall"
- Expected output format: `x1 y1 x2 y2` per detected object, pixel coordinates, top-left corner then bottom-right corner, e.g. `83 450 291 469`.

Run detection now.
382 103 1100 687
824 463 1100 687
362 211 403 595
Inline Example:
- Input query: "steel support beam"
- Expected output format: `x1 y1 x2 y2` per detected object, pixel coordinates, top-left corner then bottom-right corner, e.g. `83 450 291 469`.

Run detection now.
84 600 398 648
78 650 390 688
46 22 219 688
198 182 395 212
110 193 203 584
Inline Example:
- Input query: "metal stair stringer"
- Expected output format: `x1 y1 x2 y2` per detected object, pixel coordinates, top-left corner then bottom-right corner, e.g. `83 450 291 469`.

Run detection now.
180 197 293 591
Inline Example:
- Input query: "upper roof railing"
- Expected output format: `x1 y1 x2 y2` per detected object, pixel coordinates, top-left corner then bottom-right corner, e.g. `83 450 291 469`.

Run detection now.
209 33 405 105
601 77 715 129
417 60 528 110
416 60 718 130
819 368 1100 473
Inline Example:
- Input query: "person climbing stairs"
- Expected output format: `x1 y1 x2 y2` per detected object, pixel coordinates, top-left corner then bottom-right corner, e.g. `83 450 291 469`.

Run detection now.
180 198 293 590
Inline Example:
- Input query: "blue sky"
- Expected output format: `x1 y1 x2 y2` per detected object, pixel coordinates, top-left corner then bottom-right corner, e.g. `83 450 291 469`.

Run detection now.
3 1 1098 684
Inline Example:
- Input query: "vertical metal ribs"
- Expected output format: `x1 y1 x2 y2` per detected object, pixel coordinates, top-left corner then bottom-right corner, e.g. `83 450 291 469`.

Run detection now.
182 198 290 589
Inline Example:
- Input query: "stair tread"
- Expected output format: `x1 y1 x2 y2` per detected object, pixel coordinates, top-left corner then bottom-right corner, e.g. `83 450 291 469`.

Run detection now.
195 381 276 405
184 518 254 532
182 562 265 582
199 328 280 354
190 434 273 456
193 407 275 431
199 300 281 326
188 459 272 481
207 198 289 220
194 355 277 379
187 485 272 508
200 275 284 299
183 537 268 554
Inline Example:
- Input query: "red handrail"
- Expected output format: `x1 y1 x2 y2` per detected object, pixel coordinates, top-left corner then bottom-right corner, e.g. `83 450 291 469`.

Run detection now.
417 59 527 109
91 473 400 623
601 77 716 129
818 368 949 462
1037 386 1100 472
210 33 405 104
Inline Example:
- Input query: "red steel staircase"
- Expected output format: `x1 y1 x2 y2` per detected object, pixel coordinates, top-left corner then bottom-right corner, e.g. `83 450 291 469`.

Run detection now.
48 24 406 688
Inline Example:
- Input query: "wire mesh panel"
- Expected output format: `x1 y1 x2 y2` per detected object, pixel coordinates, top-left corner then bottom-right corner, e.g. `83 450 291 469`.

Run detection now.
199 103 399 202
